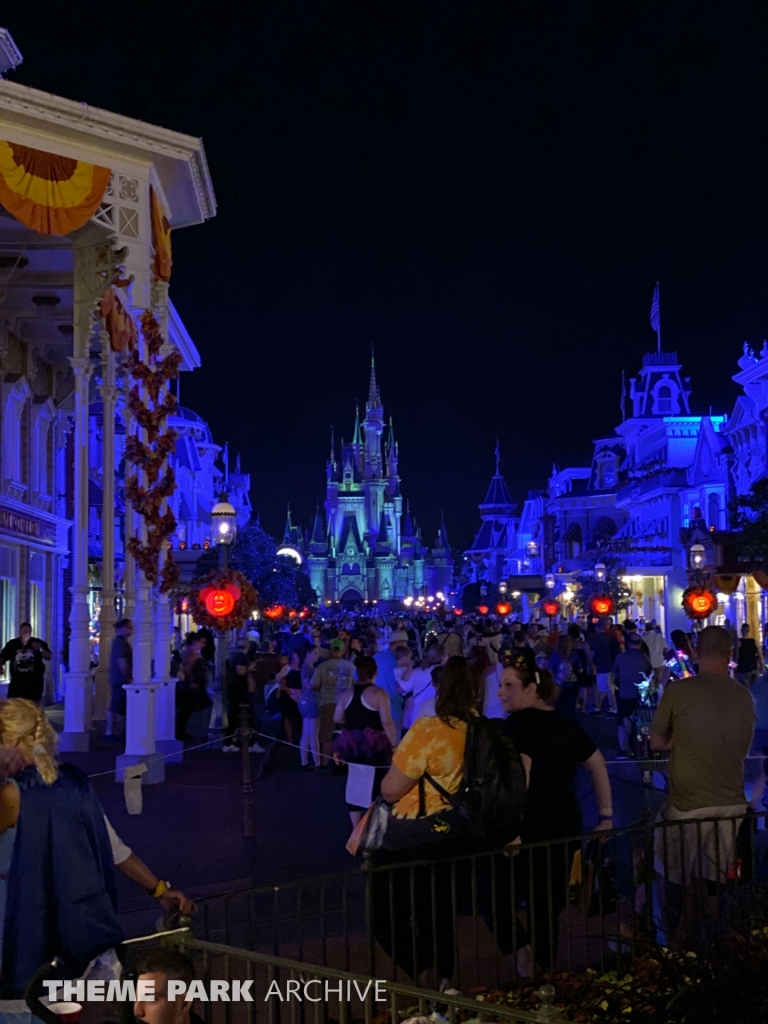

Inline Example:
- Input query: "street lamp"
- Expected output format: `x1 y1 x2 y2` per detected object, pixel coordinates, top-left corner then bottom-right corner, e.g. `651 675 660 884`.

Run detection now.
545 573 555 590
689 543 705 571
209 493 237 743
211 494 237 562
498 580 508 596
594 562 607 583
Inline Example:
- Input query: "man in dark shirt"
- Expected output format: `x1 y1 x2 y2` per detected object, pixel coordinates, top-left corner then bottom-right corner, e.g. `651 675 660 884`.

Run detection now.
107 618 133 736
736 623 763 686
612 631 652 758
0 622 51 702
589 616 621 715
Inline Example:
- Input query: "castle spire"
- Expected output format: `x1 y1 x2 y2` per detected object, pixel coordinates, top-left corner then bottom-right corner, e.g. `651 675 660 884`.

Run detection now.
283 504 293 544
367 348 381 409
495 438 501 475
329 426 336 465
352 401 361 445
386 415 395 454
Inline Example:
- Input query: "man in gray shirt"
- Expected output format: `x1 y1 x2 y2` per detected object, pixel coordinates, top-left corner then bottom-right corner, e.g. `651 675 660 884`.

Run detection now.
651 625 755 887
312 639 355 766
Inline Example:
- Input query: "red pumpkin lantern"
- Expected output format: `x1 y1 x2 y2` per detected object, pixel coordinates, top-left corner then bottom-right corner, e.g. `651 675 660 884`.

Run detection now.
205 588 236 618
682 587 717 620
496 602 511 616
454 608 463 616
542 599 559 617
264 605 285 620
590 595 614 617
477 604 489 615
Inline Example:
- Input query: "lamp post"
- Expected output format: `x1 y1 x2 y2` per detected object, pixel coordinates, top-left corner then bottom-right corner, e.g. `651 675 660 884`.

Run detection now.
498 580 508 596
594 562 607 583
209 494 237 743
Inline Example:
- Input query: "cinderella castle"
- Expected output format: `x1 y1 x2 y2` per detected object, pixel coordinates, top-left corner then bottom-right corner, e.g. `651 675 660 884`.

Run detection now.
281 358 453 606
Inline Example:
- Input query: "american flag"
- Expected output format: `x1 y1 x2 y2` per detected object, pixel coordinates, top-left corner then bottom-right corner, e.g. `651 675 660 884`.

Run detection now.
650 282 661 334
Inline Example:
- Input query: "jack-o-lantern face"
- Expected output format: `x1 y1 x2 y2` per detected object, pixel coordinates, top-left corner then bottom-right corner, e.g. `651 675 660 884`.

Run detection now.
590 596 614 616
542 600 559 617
205 588 235 617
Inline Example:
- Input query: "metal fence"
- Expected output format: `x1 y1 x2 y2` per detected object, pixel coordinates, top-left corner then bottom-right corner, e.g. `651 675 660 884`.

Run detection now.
195 810 768 992
112 930 559 1024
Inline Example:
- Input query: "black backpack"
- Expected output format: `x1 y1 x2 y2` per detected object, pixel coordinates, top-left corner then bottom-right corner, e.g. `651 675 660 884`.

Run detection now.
452 716 527 845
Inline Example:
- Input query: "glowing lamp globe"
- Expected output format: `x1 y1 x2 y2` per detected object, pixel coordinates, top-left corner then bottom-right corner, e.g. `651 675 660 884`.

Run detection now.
478 604 489 615
210 493 237 547
496 602 511 616
542 599 559 617
590 595 614 617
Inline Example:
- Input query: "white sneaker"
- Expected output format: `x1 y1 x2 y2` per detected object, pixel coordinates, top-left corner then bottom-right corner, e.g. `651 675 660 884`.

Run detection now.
222 743 238 753
249 741 265 753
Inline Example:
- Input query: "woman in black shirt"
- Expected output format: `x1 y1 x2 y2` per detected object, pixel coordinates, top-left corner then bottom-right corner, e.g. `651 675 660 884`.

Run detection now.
494 647 614 974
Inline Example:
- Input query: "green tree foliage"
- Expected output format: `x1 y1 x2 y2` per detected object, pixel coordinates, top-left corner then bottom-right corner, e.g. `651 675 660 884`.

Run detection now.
731 478 768 565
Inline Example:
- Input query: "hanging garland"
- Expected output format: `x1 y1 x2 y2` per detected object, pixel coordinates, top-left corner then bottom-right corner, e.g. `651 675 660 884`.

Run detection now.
681 585 718 621
189 567 258 631
124 310 182 592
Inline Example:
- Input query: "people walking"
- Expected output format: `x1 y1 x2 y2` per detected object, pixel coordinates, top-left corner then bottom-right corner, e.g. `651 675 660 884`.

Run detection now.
312 639 355 766
0 622 52 704
374 629 408 738
106 618 132 737
736 623 763 686
589 616 621 714
297 647 321 769
176 634 211 742
333 656 396 829
612 631 652 758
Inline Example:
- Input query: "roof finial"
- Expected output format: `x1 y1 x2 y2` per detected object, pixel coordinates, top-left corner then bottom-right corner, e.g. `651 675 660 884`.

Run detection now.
329 426 335 463
495 438 501 475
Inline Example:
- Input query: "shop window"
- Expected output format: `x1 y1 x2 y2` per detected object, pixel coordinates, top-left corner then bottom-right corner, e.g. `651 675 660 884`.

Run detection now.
2 377 32 496
29 551 45 640
0 546 17 679
708 493 720 530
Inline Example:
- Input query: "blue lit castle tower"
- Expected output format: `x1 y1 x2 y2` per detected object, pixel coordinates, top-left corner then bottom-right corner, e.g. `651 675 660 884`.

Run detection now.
301 358 453 605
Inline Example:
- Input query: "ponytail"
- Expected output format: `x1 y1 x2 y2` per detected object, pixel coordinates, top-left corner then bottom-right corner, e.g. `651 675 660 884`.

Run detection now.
0 699 59 785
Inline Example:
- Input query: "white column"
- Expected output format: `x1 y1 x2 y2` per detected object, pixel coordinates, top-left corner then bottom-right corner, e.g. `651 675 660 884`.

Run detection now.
150 279 183 761
117 313 162 779
94 343 117 722
116 680 164 782
59 356 93 751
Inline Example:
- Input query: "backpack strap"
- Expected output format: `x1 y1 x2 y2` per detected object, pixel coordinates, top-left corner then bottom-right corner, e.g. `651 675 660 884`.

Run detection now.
422 771 454 803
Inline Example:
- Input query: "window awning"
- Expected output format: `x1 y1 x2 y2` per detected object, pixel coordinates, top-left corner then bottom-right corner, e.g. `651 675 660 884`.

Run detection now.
588 516 618 543
561 522 583 543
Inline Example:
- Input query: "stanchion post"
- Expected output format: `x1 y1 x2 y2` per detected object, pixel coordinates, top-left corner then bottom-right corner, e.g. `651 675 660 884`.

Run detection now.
240 702 255 837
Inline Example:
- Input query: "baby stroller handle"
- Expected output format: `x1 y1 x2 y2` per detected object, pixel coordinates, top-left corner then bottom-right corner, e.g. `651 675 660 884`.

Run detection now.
24 958 63 1024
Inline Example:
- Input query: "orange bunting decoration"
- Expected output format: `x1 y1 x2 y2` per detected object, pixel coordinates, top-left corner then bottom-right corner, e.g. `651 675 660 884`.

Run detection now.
682 586 718 621
590 595 614 616
99 287 137 353
0 141 110 235
542 599 560 617
150 185 172 282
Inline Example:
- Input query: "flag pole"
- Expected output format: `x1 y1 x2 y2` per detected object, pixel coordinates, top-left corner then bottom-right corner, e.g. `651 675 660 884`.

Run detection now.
656 281 661 354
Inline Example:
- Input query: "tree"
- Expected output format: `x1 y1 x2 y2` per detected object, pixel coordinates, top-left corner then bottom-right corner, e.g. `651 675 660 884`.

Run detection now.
731 479 768 565
231 520 318 609
194 520 318 609
572 551 633 616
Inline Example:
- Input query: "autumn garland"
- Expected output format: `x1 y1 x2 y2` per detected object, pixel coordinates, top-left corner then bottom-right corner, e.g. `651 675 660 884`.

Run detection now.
188 567 258 631
124 310 183 592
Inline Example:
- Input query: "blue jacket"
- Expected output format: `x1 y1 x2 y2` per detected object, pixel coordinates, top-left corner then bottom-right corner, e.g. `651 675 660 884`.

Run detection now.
2 763 124 998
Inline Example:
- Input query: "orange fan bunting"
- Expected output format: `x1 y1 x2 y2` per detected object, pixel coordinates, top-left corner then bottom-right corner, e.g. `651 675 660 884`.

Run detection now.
0 141 110 236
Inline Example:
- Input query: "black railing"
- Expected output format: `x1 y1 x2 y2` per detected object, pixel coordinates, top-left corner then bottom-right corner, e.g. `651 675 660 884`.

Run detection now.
195 812 768 991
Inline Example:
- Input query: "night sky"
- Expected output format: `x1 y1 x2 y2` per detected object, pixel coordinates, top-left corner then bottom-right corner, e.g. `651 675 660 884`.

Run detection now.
6 2 768 550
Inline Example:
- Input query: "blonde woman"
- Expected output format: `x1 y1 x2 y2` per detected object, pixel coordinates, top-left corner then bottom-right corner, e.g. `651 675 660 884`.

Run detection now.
0 700 193 998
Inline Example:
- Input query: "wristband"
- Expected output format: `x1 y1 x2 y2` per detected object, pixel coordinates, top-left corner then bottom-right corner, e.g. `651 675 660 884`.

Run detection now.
152 879 171 899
